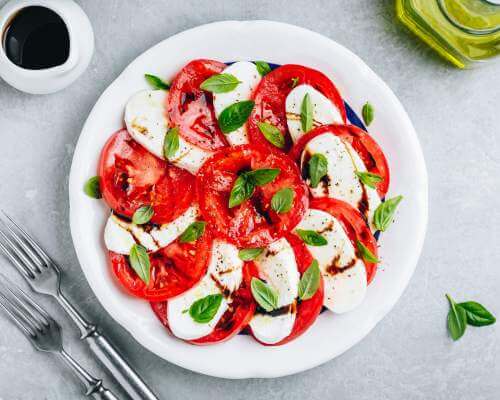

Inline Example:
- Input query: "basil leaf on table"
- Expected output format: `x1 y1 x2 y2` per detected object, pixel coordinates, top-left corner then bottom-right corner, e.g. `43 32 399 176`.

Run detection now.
179 221 206 243
271 188 294 214
251 278 278 312
132 205 154 225
218 100 255 133
300 93 313 133
355 171 382 189
295 229 327 246
308 154 328 188
373 196 403 232
457 301 496 327
200 73 241 93
362 102 374 126
189 294 223 323
163 127 180 158
238 248 264 261
129 244 151 285
356 240 380 263
83 176 101 199
298 260 321 301
145 74 169 90
254 61 271 76
258 122 285 149
446 294 467 341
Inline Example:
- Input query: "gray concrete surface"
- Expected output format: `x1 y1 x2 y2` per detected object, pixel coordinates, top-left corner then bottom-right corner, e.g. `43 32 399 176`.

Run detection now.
0 0 499 399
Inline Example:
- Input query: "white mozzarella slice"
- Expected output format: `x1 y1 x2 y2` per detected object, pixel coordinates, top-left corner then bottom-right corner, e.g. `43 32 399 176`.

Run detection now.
167 240 243 340
285 84 343 143
249 238 299 344
167 276 229 340
168 135 212 175
300 133 381 229
213 61 261 146
103 205 199 255
254 238 300 307
124 89 211 174
125 89 166 159
150 205 199 248
104 214 138 254
296 208 367 313
104 213 159 253
209 240 244 294
250 310 296 345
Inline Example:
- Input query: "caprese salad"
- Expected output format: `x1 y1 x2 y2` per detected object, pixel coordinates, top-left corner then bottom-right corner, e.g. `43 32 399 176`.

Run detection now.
85 59 403 346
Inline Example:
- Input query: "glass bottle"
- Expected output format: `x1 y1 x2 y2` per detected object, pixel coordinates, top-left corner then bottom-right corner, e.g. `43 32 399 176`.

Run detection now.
396 0 500 68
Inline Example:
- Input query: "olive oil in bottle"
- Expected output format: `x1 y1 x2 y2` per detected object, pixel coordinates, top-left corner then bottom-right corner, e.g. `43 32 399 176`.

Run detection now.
396 0 500 68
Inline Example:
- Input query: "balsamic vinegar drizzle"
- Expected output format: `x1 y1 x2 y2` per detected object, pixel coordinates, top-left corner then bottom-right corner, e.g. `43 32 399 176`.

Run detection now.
3 6 70 70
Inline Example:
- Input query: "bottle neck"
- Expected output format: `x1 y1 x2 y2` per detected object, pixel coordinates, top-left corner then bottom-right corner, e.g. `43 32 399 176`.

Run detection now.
438 0 500 34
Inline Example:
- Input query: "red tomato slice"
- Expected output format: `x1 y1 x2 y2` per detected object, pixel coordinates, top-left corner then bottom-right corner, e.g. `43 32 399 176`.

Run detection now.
250 233 324 346
150 259 258 345
166 59 228 151
109 230 211 301
310 198 379 283
99 129 195 224
289 124 390 197
248 64 346 151
197 145 309 247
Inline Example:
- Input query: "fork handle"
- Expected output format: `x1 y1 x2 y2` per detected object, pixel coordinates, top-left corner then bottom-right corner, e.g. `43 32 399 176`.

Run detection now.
59 350 119 400
56 292 159 400
90 387 120 400
86 331 159 400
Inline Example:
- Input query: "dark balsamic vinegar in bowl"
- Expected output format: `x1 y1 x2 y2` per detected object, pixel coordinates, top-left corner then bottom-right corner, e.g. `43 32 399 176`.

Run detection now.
3 6 70 70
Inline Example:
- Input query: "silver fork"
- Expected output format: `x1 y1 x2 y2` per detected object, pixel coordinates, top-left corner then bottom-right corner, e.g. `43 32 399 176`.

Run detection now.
0 275 118 399
0 212 159 400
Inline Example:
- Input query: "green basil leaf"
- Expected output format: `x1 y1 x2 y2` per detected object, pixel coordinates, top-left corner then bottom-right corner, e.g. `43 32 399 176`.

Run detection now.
229 175 255 208
446 294 467 341
163 127 180 158
457 301 496 327
245 168 280 186
355 171 383 189
145 74 169 90
308 154 328 188
271 188 294 214
179 221 206 243
132 205 154 225
356 240 380 263
291 77 299 88
228 169 280 208
238 248 264 261
189 294 223 323
83 176 101 199
218 100 255 134
129 244 151 285
258 122 285 149
255 61 271 76
296 229 327 246
251 278 278 312
300 93 313 133
200 73 241 93
373 196 403 232
362 102 374 126
298 259 321 300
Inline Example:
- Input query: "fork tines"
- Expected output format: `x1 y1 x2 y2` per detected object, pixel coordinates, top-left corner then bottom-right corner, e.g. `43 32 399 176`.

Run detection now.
0 275 51 337
0 211 52 279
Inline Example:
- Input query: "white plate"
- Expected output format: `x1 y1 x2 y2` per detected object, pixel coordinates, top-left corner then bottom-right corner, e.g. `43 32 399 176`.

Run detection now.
69 20 428 379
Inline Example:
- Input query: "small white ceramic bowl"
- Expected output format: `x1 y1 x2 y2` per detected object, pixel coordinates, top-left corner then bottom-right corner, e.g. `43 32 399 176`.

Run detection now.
0 0 94 94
